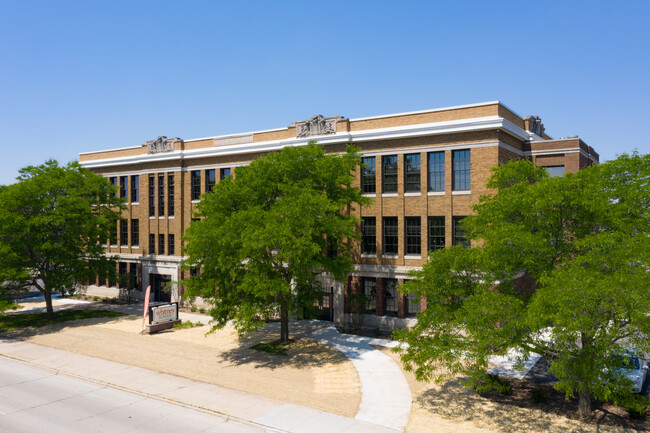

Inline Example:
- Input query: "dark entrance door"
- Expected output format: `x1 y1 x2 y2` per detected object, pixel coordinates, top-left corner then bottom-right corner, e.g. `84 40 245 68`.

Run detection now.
316 286 334 321
149 273 172 302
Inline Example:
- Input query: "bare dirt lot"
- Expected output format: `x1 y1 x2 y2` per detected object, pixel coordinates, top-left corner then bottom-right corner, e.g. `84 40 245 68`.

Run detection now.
4 308 360 417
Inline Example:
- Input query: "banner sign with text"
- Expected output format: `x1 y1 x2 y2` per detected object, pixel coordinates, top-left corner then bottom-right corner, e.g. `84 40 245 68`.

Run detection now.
142 285 151 328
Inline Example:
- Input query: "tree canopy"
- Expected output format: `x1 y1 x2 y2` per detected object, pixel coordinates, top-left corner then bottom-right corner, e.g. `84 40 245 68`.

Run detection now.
183 142 368 341
0 160 124 319
395 152 650 416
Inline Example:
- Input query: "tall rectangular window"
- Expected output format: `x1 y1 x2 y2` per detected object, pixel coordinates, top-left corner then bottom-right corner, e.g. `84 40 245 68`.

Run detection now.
206 169 216 193
120 220 128 246
428 151 445 192
168 174 174 217
404 154 421 192
220 167 231 180
110 222 117 246
119 176 128 199
131 219 139 247
383 217 398 255
327 237 337 258
191 170 201 200
452 149 471 191
129 263 139 290
168 234 175 256
148 176 155 217
382 155 398 193
149 234 155 255
407 291 421 317
361 157 376 194
109 177 117 197
361 217 376 255
363 277 377 314
158 234 165 256
130 175 139 203
405 217 421 255
428 216 445 251
453 216 470 247
158 175 165 217
384 278 398 316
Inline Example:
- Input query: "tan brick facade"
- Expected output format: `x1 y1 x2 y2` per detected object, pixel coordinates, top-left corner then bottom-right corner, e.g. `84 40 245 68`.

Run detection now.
80 101 599 328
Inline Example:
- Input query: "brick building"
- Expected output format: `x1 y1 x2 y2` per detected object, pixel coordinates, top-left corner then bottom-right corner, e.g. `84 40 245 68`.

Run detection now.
79 101 599 329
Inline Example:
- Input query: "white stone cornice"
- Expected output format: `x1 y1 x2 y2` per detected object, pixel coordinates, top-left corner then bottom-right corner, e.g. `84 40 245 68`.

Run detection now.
80 116 531 169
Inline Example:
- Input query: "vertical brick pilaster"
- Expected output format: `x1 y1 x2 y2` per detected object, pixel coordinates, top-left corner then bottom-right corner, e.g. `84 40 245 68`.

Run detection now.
376 277 384 316
420 296 427 312
397 278 407 318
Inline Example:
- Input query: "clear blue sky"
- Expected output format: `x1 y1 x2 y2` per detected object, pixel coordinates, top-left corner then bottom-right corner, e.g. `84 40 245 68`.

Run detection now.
1 0 648 185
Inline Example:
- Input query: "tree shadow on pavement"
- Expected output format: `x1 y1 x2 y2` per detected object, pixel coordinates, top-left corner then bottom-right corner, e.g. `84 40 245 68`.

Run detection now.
417 377 649 433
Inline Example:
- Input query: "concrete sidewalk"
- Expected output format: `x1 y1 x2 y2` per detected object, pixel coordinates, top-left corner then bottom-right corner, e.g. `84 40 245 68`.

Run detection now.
0 339 401 433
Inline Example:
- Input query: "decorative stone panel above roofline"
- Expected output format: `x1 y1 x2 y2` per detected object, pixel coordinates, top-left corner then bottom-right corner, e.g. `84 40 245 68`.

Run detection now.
146 136 182 154
292 115 346 138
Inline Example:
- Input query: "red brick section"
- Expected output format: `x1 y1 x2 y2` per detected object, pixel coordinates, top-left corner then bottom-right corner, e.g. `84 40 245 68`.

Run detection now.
375 278 384 316
397 278 407 318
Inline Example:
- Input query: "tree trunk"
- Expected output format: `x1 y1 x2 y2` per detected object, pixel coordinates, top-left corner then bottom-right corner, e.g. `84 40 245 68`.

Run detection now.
578 387 592 417
44 290 55 321
280 297 289 342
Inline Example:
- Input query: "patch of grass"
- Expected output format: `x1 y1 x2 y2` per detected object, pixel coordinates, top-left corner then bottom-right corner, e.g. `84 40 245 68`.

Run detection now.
0 309 125 332
250 340 293 356
173 320 204 329
531 387 548 403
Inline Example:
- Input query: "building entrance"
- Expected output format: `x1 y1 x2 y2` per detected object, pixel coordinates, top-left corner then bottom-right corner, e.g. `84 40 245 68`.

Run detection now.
316 286 334 321
149 273 172 302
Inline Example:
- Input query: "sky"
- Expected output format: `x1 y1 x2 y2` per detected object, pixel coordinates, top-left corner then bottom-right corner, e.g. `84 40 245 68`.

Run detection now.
1 0 649 185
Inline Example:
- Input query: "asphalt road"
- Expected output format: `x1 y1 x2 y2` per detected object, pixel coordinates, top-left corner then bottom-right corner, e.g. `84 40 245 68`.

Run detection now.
0 357 264 433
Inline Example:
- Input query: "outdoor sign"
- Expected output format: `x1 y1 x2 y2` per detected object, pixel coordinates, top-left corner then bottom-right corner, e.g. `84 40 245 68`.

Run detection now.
149 302 179 325
142 285 151 328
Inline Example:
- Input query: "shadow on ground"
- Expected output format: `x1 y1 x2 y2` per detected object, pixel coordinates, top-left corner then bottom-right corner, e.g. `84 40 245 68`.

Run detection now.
418 377 650 433
217 329 348 370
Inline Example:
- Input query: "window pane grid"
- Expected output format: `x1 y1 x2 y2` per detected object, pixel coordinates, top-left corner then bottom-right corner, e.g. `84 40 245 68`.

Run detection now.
384 278 398 316
168 234 175 256
148 176 155 217
361 217 376 254
131 219 139 246
363 277 376 314
130 175 139 203
383 217 398 255
220 168 231 180
158 175 165 216
149 234 155 255
362 157 376 193
428 152 445 191
407 292 421 316
382 155 398 193
206 169 216 193
428 216 445 251
405 217 421 255
119 176 127 199
191 171 201 200
158 234 165 256
404 154 421 192
168 175 174 216
453 216 470 247
452 150 470 191
120 220 128 245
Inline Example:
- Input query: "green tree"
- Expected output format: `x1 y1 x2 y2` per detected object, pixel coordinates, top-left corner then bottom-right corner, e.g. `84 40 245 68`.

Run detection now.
0 160 124 320
183 142 368 342
395 152 650 417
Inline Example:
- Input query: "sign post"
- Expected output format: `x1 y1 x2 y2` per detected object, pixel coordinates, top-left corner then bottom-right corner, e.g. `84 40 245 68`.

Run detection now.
142 285 151 329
